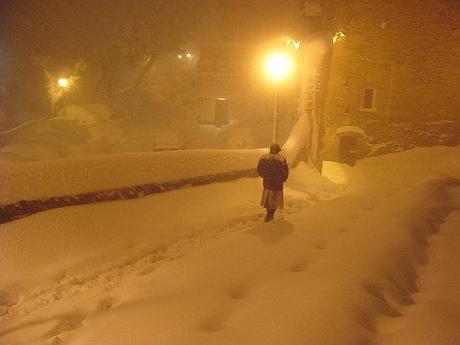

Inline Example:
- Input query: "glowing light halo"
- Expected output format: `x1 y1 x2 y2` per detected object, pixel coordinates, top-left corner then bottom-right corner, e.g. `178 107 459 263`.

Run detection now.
57 78 70 88
266 52 292 81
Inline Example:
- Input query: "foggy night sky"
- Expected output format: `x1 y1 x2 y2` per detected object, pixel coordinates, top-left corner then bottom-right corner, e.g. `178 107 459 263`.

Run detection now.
0 0 301 62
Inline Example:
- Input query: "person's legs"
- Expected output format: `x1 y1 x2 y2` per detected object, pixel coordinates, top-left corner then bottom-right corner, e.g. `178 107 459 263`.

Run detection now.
265 208 276 222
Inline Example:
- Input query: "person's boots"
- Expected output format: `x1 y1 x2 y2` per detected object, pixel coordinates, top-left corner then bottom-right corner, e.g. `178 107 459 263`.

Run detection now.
265 208 275 222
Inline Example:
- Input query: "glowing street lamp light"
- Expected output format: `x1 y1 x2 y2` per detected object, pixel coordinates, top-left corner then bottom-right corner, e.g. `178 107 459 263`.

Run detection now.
178 52 193 60
265 52 292 143
57 78 70 89
266 53 291 81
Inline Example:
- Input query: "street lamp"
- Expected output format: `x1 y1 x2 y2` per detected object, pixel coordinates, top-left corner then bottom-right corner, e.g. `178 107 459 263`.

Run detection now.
177 52 193 60
265 52 292 143
54 77 72 116
57 78 70 89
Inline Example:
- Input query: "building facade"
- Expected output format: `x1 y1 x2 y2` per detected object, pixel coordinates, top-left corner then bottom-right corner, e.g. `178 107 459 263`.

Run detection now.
309 0 460 162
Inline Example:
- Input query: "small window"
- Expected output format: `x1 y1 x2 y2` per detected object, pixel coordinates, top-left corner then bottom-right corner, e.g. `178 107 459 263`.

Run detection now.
361 88 376 111
197 97 229 127
214 98 229 126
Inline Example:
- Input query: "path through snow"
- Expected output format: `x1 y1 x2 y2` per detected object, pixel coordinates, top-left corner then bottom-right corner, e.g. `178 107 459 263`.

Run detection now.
0 147 459 345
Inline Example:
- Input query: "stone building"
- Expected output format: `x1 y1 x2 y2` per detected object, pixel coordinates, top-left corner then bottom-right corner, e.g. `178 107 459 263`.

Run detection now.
303 0 460 163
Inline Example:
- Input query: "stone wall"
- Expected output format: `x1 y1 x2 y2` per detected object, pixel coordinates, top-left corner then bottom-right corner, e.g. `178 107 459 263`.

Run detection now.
321 0 460 160
367 120 459 156
0 168 257 224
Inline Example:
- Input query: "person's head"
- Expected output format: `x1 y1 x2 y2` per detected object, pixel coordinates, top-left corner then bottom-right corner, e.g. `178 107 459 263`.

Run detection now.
269 143 281 154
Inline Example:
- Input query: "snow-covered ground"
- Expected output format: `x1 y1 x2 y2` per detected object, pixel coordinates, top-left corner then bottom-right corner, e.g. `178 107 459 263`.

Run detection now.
0 146 459 345
0 149 264 204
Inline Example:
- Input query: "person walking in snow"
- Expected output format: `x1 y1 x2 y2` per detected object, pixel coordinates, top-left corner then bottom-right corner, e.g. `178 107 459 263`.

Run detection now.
257 143 289 222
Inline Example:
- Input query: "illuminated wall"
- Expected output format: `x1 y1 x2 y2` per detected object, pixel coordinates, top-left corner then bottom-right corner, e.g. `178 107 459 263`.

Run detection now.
321 0 460 160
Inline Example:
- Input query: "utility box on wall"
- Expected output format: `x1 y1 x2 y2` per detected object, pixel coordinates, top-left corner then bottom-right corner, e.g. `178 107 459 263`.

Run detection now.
197 97 229 127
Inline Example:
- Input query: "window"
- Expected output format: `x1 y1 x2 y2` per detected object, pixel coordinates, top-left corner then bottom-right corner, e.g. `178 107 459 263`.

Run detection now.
361 88 376 111
214 98 229 126
197 97 229 127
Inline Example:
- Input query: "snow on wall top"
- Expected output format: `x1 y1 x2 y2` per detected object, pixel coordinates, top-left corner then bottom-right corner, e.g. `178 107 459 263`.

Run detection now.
0 149 265 204
335 125 365 136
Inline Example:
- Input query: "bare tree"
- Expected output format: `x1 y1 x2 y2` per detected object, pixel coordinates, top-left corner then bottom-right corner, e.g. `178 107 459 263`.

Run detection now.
1 0 203 104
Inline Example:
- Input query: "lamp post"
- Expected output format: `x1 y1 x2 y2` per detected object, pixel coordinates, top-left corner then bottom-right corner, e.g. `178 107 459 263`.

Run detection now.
266 52 291 143
54 77 71 116
273 82 280 143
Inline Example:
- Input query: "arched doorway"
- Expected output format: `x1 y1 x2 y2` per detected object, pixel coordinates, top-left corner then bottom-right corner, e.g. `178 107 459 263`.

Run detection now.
336 126 369 166
339 135 359 165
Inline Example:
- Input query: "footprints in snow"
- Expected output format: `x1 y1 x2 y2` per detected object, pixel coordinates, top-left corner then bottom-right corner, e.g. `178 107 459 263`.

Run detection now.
97 296 117 312
200 312 228 333
198 258 311 334
42 311 85 342
290 259 309 273
103 272 123 292
222 213 265 232
228 285 249 300
137 265 157 276
338 226 349 233
5 213 271 324
198 287 249 333
315 243 327 250
42 295 118 344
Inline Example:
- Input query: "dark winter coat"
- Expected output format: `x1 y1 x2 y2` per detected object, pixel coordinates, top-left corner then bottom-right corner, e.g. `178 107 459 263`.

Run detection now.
257 153 289 191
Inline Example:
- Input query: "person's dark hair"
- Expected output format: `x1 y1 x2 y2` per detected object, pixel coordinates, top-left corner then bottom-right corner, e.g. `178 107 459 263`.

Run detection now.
270 143 281 154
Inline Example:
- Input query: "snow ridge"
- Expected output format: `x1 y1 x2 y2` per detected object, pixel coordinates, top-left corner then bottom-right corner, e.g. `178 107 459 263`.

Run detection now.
0 168 257 224
336 175 460 343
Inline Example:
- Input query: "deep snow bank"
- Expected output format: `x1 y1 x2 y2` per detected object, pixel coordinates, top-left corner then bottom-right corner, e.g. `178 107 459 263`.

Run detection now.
0 161 334 293
0 149 264 205
0 147 460 344
64 178 458 345
377 207 460 345
323 145 460 189
1 174 457 345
